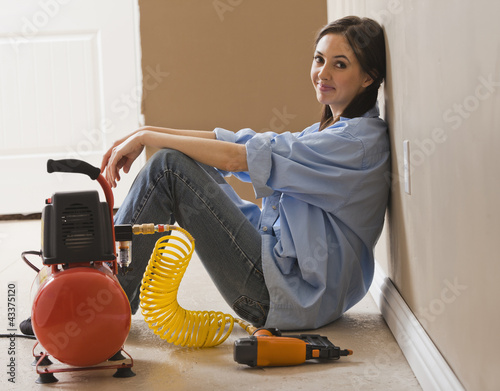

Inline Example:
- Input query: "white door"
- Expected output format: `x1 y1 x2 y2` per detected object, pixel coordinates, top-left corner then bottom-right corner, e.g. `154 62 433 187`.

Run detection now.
0 0 145 214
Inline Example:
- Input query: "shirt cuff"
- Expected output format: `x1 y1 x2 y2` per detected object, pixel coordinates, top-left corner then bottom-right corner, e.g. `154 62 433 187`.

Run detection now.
213 127 236 143
246 134 274 198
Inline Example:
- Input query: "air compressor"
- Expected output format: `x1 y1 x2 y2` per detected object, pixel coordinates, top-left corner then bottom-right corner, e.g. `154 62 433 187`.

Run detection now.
22 159 135 383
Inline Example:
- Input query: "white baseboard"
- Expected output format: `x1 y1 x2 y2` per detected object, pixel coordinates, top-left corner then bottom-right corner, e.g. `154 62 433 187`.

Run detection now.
369 262 465 391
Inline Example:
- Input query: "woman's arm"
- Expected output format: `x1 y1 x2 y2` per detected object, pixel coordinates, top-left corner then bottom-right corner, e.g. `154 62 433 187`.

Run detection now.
100 126 215 171
102 128 247 188
137 126 218 139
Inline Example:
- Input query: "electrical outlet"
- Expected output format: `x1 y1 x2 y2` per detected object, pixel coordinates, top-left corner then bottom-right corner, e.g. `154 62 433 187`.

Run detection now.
403 140 411 194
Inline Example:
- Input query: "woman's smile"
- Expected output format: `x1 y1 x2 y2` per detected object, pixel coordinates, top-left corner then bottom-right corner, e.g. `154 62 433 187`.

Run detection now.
317 82 335 92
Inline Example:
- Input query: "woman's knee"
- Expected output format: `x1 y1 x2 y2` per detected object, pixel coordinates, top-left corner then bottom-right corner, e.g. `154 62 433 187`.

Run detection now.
146 148 192 171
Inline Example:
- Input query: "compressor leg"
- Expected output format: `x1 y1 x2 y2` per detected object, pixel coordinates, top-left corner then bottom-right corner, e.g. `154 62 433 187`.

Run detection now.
32 355 53 366
36 372 58 384
108 350 126 361
113 366 136 378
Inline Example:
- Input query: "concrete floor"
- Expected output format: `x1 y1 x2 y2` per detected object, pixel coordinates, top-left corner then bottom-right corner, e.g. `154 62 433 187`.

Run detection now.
0 220 421 390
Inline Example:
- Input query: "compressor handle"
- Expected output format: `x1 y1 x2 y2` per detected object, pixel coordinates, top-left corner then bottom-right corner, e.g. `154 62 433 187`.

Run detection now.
46 158 117 273
47 159 101 180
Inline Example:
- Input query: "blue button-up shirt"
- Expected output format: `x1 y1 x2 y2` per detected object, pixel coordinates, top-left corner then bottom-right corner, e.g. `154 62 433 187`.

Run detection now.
214 105 390 330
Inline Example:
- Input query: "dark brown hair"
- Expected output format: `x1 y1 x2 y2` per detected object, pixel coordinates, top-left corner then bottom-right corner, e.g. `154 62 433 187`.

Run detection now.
315 16 386 130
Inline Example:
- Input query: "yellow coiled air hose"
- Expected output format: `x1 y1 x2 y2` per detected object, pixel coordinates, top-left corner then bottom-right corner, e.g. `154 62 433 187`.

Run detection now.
137 224 248 347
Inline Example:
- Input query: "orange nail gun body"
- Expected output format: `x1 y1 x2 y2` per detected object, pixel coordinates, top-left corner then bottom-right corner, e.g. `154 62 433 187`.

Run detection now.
233 328 352 367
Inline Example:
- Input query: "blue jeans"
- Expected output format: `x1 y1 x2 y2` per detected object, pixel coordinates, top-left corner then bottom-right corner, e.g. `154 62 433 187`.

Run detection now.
115 149 270 326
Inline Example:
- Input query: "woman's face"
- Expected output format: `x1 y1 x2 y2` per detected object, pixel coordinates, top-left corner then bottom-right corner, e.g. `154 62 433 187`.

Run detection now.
311 33 373 118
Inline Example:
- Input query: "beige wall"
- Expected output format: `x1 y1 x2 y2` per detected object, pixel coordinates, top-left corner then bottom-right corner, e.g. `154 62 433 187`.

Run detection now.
327 1 500 390
139 0 327 202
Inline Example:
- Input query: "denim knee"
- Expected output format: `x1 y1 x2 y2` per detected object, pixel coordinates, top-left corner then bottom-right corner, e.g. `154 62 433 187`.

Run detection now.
147 148 192 173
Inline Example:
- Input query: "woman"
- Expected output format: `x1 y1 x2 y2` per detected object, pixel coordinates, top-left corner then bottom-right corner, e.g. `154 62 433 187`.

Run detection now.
101 16 390 330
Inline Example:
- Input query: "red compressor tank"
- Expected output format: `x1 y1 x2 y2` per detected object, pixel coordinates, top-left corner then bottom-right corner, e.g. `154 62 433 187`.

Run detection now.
27 159 133 368
31 263 131 367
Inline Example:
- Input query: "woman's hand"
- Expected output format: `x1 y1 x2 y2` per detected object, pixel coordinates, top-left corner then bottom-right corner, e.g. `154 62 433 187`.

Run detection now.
101 125 246 188
101 129 139 172
102 131 146 188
